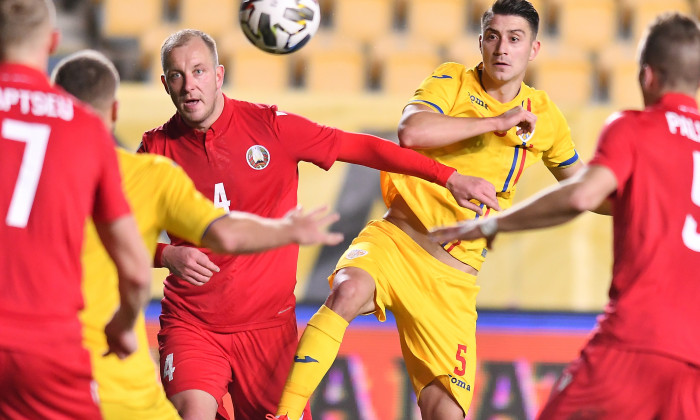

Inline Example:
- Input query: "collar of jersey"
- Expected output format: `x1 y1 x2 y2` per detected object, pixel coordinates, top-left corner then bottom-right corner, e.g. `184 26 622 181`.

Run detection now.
0 63 51 89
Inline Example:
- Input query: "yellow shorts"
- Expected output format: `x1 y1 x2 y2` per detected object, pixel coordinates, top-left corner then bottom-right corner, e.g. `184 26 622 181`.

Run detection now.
92 348 180 420
330 219 480 414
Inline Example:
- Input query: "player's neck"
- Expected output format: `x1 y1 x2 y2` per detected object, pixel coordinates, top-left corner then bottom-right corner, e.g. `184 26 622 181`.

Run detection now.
479 69 522 103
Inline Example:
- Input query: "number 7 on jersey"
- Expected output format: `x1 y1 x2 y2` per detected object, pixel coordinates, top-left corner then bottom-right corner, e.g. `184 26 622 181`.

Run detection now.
2 119 50 228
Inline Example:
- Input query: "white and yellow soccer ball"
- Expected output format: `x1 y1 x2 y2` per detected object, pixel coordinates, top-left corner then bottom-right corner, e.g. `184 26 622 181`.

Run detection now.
239 0 321 54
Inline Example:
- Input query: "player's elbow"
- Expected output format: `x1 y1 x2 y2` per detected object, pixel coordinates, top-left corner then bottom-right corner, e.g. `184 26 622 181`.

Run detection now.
202 222 244 254
567 187 601 213
397 123 426 148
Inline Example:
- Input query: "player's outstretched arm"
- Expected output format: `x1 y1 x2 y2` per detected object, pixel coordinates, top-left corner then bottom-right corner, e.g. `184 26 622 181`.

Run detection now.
398 104 536 149
95 215 151 359
201 206 343 255
430 165 616 247
335 131 500 213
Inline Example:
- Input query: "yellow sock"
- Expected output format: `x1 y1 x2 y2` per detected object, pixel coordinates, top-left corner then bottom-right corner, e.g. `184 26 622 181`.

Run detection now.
277 305 349 420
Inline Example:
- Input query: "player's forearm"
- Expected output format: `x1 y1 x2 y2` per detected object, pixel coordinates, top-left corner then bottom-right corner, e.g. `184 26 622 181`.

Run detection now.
398 107 498 149
202 212 296 254
336 131 455 186
497 181 590 233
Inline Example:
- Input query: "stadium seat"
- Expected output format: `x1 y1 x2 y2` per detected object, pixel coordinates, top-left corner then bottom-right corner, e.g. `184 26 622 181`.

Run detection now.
598 41 641 109
179 0 237 39
217 29 294 92
101 0 163 38
371 34 442 96
551 0 618 51
530 41 593 106
301 33 367 94
444 33 484 66
405 0 468 46
333 0 395 43
623 0 691 41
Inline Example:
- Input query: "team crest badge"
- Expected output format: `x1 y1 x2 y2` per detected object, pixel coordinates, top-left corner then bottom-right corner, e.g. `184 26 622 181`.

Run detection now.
246 145 270 170
518 127 535 143
345 249 368 260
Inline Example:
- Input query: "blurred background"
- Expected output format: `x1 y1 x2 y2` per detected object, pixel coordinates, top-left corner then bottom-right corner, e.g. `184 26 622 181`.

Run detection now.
56 0 695 417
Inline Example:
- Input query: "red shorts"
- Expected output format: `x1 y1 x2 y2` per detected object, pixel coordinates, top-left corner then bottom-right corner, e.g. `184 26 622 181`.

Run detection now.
539 342 700 420
158 314 312 420
0 347 101 419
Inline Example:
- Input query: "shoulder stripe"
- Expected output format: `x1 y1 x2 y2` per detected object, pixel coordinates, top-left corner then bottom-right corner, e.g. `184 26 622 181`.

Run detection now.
557 151 580 167
411 100 444 114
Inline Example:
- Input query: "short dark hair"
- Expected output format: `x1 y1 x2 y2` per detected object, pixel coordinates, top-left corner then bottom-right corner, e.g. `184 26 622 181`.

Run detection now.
160 29 219 73
639 12 700 90
51 50 120 112
481 0 539 39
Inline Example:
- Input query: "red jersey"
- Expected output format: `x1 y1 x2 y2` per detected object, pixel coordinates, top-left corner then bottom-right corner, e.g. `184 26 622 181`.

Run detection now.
0 63 130 355
140 95 341 331
589 93 700 365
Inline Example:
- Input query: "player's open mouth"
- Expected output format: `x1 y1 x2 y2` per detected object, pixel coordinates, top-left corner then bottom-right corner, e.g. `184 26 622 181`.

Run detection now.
183 99 200 108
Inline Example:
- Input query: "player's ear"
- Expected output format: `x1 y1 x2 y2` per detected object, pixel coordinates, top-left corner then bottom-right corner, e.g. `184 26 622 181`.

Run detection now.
48 29 60 55
160 74 170 94
529 39 540 61
216 64 225 90
111 100 118 125
478 34 483 55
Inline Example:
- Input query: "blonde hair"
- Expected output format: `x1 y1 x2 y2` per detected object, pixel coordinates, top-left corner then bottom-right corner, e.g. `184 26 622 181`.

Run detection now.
160 29 219 72
0 0 55 56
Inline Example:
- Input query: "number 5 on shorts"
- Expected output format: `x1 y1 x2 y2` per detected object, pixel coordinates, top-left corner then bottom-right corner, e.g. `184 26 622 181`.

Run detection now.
454 344 468 376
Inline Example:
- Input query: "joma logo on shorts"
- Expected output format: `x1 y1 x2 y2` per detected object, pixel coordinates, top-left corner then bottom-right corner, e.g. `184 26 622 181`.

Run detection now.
448 374 471 391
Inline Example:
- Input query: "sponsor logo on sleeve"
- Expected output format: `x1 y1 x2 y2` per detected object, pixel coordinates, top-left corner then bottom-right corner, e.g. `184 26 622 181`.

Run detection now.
345 249 368 260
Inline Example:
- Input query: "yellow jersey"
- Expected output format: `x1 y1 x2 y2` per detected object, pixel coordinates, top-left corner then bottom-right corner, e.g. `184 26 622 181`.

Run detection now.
80 149 226 416
382 62 579 270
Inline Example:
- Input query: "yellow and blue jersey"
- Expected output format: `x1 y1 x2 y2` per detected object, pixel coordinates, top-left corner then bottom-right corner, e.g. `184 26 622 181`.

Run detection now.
382 62 579 270
80 149 226 417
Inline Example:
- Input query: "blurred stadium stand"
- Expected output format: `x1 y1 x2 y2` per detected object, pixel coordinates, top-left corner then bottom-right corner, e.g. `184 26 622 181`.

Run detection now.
52 0 700 312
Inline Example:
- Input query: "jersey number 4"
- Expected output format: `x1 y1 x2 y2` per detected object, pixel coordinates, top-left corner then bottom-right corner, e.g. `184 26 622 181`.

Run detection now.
2 119 50 228
214 182 231 213
683 150 700 252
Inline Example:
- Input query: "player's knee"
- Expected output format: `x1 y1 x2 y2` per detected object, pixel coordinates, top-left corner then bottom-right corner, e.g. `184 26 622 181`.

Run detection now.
328 275 375 318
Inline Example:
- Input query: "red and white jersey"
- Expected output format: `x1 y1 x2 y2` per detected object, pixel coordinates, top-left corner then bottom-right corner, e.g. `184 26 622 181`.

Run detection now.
589 93 700 365
0 63 130 355
140 95 342 331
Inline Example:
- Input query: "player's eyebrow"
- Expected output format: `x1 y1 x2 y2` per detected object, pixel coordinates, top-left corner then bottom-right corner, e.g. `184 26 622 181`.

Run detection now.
484 28 527 36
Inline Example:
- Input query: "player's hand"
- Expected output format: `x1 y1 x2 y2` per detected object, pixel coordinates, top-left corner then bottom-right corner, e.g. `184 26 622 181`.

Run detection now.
494 106 537 136
103 308 139 359
284 205 344 246
162 245 219 286
429 219 497 248
446 172 501 215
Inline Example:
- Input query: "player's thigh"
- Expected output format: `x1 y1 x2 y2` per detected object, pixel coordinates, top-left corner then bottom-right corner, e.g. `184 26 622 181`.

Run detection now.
227 316 310 419
539 344 662 420
418 380 465 420
659 357 700 420
393 271 479 417
0 347 101 420
157 321 231 411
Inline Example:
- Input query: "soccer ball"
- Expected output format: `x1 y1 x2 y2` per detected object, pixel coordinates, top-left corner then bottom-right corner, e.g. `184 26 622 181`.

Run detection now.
239 0 321 55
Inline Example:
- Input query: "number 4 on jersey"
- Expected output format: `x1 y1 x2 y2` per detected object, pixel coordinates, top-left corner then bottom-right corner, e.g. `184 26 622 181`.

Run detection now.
683 150 700 252
163 353 176 382
214 182 231 213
